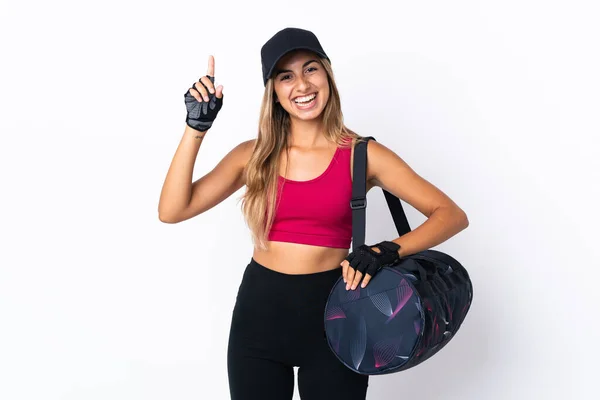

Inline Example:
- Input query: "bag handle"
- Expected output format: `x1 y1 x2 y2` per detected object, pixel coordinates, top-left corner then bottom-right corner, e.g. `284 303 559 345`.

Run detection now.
351 136 412 252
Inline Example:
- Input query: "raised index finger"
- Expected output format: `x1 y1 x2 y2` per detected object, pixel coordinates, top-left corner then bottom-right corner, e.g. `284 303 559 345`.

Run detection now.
207 55 215 77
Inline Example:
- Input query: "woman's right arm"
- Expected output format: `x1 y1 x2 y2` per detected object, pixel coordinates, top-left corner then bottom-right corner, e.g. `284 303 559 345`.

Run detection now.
159 54 251 223
158 126 254 223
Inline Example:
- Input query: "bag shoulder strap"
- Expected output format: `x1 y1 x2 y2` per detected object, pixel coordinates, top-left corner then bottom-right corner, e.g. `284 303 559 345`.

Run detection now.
351 136 412 252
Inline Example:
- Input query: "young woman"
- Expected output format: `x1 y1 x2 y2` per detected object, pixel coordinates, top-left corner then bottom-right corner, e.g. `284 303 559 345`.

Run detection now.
159 27 469 400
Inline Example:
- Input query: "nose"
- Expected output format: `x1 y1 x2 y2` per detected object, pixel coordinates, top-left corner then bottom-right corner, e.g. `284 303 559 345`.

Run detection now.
297 75 310 91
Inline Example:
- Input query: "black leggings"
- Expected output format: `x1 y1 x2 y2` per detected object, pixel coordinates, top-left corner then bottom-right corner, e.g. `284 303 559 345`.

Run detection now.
227 258 369 400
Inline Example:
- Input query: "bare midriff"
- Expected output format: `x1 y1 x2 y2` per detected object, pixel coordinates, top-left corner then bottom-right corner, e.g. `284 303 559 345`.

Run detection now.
252 241 349 274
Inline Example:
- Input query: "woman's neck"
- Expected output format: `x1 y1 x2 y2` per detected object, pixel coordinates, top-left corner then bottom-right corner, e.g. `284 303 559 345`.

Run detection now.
288 118 327 149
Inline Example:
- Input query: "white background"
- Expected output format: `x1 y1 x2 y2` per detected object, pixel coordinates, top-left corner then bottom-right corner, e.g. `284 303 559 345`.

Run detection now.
1 0 598 399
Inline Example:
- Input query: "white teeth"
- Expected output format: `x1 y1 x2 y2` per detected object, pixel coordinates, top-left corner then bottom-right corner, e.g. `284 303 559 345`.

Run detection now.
294 93 316 103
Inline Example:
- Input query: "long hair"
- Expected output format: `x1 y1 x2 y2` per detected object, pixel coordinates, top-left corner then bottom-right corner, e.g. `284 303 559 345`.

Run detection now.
239 56 365 250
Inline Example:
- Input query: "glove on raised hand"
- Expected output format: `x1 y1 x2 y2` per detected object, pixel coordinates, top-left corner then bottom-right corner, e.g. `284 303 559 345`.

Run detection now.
184 75 223 132
345 240 401 279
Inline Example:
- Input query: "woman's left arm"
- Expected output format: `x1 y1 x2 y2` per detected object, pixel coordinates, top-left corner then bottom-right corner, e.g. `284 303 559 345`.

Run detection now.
367 140 469 256
342 140 469 289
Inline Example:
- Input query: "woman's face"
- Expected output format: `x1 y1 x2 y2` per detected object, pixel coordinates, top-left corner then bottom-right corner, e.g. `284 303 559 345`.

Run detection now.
272 50 330 122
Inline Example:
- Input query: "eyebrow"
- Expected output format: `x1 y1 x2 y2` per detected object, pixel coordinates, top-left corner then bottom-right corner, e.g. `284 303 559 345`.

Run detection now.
275 59 319 77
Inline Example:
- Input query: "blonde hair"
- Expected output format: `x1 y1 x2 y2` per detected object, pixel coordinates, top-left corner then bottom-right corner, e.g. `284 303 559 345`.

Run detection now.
239 56 365 250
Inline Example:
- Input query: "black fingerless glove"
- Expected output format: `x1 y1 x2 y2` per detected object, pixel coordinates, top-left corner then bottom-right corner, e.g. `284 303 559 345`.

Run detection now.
345 240 401 278
184 75 223 132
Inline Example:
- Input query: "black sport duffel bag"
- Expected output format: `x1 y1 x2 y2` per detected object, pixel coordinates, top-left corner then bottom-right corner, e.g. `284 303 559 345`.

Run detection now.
323 136 473 375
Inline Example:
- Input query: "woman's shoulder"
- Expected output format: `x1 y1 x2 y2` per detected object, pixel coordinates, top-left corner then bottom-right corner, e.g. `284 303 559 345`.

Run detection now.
236 138 256 166
241 138 257 152
219 138 256 176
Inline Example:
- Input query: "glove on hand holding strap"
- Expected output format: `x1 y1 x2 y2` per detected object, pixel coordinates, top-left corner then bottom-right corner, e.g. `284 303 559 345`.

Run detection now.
345 240 401 278
184 75 223 132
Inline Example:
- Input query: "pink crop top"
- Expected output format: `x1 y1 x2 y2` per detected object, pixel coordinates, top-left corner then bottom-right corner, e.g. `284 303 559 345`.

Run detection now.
268 142 353 249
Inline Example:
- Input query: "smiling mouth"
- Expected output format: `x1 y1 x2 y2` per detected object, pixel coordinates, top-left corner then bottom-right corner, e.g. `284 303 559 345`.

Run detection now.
292 93 318 110
293 92 317 105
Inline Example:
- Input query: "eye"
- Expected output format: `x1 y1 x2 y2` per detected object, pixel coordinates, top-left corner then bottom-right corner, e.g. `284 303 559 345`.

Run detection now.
280 74 292 81
306 66 317 73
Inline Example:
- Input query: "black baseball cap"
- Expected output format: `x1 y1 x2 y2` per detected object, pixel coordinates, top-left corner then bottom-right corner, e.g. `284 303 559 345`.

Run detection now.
261 27 330 86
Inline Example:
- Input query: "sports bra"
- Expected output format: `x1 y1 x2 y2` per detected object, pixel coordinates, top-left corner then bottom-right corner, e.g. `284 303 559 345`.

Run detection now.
268 141 353 249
